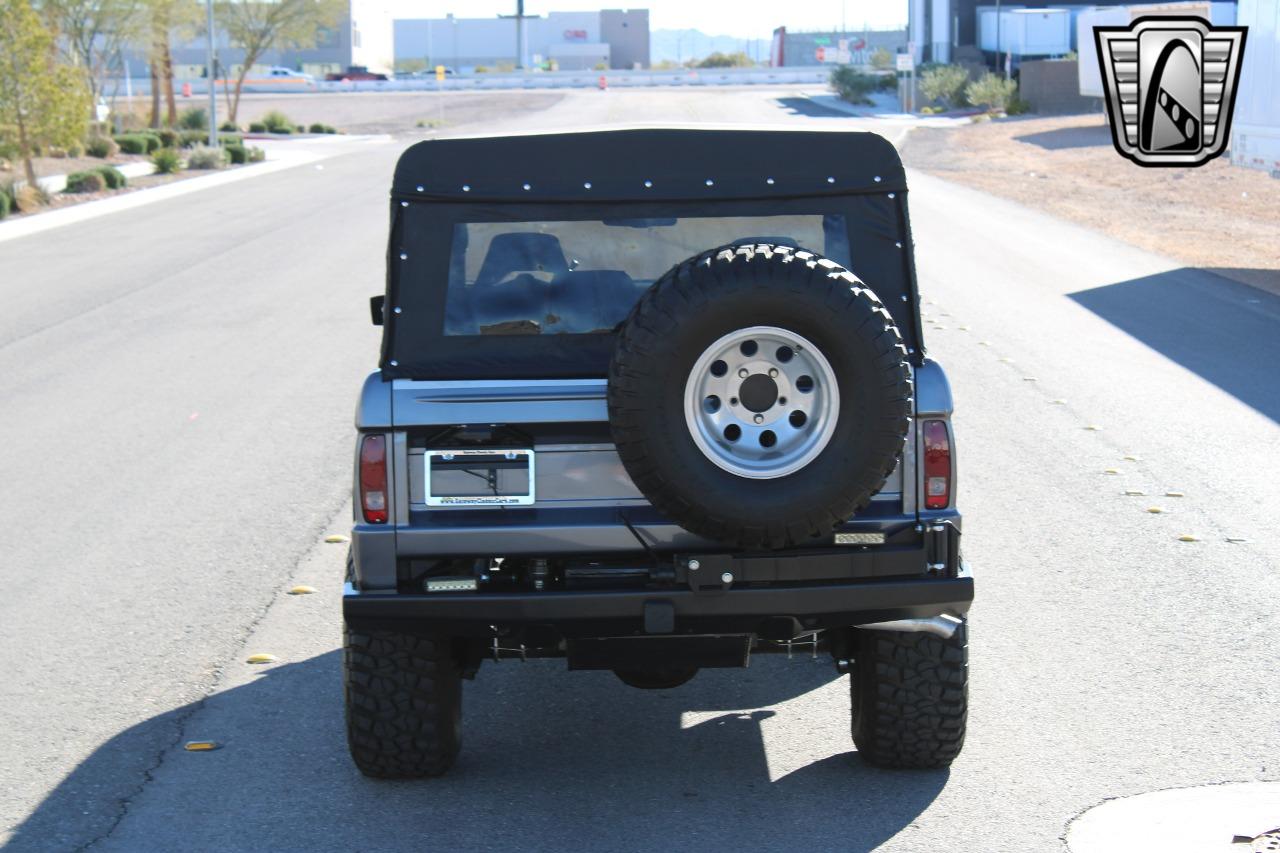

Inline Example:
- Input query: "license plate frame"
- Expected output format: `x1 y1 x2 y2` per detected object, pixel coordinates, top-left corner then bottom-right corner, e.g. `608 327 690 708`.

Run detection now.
424 448 535 507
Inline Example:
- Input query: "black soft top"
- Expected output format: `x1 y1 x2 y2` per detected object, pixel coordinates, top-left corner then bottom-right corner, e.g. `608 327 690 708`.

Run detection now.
380 128 923 381
391 127 907 202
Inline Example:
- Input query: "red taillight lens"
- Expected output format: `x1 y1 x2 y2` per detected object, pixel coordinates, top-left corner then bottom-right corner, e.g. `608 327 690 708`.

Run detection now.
359 434 388 524
922 420 951 510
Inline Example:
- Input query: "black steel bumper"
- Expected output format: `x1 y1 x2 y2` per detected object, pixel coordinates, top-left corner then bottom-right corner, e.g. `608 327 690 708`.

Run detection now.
344 541 973 639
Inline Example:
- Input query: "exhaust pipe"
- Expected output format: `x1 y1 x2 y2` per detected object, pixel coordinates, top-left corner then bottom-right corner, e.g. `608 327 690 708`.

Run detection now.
857 614 962 639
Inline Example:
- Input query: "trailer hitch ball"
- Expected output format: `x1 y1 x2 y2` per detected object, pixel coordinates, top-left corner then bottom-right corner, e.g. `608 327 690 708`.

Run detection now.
721 571 734 584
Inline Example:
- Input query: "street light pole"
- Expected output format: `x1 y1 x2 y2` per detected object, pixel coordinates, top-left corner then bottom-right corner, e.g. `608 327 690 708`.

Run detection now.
205 0 217 145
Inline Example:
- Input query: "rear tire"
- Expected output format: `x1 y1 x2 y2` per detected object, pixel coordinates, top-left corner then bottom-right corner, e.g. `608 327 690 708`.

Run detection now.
344 624 462 778
850 621 968 769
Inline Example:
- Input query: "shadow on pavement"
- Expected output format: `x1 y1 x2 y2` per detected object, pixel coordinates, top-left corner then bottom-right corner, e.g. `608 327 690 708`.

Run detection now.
774 97 853 118
1013 122 1110 150
9 650 950 852
1069 268 1280 423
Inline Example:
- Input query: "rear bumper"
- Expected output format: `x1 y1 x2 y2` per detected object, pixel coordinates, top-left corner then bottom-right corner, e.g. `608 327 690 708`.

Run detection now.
344 564 973 639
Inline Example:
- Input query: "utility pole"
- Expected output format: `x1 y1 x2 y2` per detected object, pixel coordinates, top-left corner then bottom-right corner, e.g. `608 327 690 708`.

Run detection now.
499 0 539 70
204 0 217 146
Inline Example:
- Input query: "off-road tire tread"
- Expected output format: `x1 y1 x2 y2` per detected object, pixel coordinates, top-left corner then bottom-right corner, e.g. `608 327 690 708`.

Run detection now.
610 244 912 549
851 623 968 769
344 625 461 778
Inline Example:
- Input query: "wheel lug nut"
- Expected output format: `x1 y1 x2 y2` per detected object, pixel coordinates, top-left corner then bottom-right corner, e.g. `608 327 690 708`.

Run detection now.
738 368 749 378
769 368 778 378
753 414 764 424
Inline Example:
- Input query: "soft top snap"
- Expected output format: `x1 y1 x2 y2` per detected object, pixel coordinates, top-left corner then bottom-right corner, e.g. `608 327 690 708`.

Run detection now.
392 127 906 202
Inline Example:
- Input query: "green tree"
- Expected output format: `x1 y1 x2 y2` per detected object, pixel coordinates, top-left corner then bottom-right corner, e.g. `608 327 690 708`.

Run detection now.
42 0 146 107
697 51 753 68
869 48 893 71
919 63 969 109
214 0 344 123
0 0 90 187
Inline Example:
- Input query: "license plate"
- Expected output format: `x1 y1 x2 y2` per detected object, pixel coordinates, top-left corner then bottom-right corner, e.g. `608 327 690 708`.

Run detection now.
425 448 535 507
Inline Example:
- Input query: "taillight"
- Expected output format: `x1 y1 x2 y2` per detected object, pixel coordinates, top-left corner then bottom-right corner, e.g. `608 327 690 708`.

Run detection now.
359 434 388 524
922 420 951 510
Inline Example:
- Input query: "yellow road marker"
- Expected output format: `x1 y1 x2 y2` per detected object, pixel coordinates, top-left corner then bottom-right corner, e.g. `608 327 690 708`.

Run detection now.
1084 425 1102 431
1177 534 1199 542
1123 490 1146 496
1104 468 1121 475
1122 455 1140 461
1164 491 1185 498
1147 507 1164 514
184 741 221 751
246 653 277 665
287 585 317 595
324 534 350 544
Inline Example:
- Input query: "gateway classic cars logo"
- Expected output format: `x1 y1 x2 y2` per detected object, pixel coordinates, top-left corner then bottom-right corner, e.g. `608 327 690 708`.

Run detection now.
1094 16 1247 167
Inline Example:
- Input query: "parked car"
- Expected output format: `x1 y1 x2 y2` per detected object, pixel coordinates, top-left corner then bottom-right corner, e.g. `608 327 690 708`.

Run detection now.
264 66 315 85
344 128 972 778
325 65 389 82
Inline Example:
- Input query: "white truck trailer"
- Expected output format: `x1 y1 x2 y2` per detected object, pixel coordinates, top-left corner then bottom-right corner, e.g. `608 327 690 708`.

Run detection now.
1077 3 1239 97
979 8 1074 57
1231 0 1280 176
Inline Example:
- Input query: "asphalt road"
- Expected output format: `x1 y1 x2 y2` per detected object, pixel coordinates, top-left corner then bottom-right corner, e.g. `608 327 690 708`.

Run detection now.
2 88 1277 853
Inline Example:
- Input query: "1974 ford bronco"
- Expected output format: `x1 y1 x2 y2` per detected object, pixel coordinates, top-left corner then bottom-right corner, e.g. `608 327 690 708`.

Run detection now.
344 128 972 778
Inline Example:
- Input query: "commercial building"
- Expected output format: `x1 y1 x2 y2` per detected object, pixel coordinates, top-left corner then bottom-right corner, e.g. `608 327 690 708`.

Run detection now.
905 0 1204 65
122 0 395 81
769 28 907 66
393 9 650 72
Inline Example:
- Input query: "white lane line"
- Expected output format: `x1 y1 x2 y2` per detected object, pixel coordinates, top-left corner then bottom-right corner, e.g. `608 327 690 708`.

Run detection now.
0 137 388 244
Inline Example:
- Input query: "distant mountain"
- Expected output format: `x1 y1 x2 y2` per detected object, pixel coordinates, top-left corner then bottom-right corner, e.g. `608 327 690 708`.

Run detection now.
650 28 772 66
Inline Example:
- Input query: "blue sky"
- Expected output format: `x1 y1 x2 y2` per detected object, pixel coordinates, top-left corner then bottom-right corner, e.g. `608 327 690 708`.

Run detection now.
386 1 909 39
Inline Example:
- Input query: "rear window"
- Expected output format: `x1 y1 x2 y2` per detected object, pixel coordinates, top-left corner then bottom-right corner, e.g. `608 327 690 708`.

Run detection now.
443 214 851 336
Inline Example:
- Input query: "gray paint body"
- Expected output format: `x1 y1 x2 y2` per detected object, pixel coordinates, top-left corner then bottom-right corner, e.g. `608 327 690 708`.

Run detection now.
351 361 957 591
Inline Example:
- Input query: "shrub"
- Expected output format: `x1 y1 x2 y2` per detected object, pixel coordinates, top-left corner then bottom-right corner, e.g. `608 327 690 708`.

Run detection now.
248 122 266 132
869 48 894 71
185 145 226 169
64 170 106 193
219 121 239 132
259 110 294 133
919 63 969 109
0 191 9 220
113 134 146 154
95 165 126 189
178 107 207 130
308 122 325 133
226 144 246 164
178 129 209 148
151 147 182 174
157 128 179 148
965 72 1018 112
830 66 892 105
14 183 48 212
1006 95 1032 116
246 146 266 163
85 136 119 158
294 124 305 133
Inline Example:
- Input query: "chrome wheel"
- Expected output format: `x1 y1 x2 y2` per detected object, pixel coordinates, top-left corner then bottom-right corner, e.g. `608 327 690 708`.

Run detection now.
683 325 840 479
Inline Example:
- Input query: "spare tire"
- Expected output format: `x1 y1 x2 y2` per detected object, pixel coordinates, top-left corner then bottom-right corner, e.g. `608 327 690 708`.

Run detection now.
608 244 912 550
